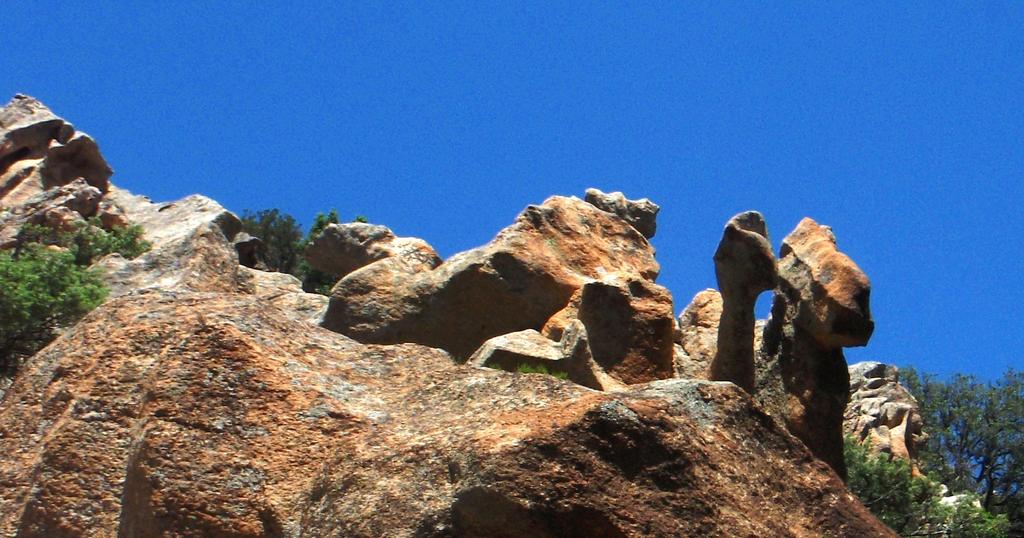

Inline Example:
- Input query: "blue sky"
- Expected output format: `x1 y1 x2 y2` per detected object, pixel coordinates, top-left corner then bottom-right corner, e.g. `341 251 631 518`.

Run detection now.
4 3 1021 379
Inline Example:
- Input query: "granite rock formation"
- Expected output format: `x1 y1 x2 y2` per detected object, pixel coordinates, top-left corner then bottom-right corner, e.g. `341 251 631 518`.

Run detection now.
845 361 925 463
583 187 660 239
322 196 659 359
756 217 874 479
0 95 896 536
709 211 776 392
0 291 892 537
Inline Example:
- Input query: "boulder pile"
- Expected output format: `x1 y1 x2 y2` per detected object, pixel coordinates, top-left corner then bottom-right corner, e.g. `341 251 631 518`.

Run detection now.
0 96 896 536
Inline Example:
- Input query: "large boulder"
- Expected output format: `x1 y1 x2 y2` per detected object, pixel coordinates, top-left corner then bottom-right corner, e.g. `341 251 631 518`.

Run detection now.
542 275 676 385
756 217 874 479
845 362 926 463
778 218 874 348
709 211 776 392
304 222 441 279
0 291 893 537
94 187 244 296
322 196 660 359
584 187 659 239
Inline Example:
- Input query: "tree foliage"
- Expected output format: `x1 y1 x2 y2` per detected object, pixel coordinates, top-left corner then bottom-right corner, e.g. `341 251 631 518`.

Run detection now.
0 245 107 374
902 368 1024 531
239 209 304 274
1 220 150 376
845 436 1009 536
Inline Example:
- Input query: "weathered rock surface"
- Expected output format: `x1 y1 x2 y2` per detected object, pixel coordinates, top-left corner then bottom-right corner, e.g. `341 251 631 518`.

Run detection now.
94 187 244 296
777 218 874 349
710 211 776 393
0 179 103 248
0 95 111 202
584 187 660 239
468 329 564 371
845 361 925 463
542 275 676 385
237 265 328 323
674 289 722 379
305 222 441 279
0 291 893 537
323 196 660 359
756 217 874 479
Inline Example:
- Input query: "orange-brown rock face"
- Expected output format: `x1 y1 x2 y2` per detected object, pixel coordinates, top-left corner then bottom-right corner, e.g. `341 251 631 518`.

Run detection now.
322 196 660 359
757 217 874 479
0 291 892 537
778 218 874 348
543 276 676 385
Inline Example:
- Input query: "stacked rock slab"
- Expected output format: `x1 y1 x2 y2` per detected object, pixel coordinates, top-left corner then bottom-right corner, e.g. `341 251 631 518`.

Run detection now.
709 211 776 393
845 361 925 464
756 217 874 479
322 195 660 360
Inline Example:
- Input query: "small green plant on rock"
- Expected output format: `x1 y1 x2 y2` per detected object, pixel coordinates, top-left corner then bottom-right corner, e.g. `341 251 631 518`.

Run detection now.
514 362 569 380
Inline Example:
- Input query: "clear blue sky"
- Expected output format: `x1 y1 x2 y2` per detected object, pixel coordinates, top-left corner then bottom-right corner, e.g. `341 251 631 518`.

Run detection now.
4 3 1021 380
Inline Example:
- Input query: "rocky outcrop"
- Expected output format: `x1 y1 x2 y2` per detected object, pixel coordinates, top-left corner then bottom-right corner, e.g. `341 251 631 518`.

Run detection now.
541 275 676 385
674 289 722 379
0 179 103 248
0 96 116 251
845 362 925 463
0 95 111 204
322 196 659 359
304 222 441 280
0 291 893 537
94 188 244 296
756 218 874 479
709 211 776 392
584 187 659 239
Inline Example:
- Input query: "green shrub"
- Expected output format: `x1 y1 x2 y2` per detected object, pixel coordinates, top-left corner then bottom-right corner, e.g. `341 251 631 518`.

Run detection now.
0 245 107 374
845 436 1009 536
19 219 150 266
514 362 569 380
